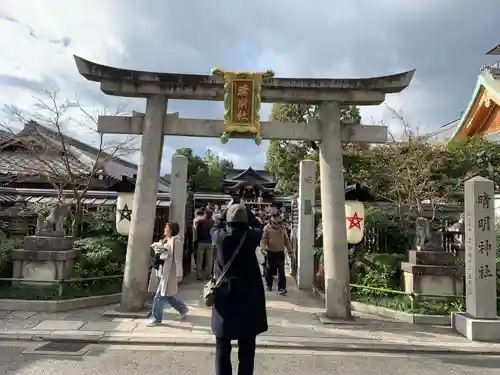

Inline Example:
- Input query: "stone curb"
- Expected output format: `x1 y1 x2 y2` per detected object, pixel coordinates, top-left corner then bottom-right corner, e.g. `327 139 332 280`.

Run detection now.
0 294 122 313
0 330 499 355
350 302 451 326
312 287 450 326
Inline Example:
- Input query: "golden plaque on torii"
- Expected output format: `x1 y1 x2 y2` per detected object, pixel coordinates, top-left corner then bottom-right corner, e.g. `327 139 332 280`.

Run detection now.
212 68 275 145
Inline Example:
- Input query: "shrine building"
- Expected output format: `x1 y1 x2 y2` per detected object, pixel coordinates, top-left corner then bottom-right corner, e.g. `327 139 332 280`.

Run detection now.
450 65 500 140
193 166 291 211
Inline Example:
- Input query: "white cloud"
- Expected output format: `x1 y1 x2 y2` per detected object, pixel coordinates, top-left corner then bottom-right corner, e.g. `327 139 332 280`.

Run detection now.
360 76 437 137
210 142 267 170
0 0 125 73
0 0 130 161
0 0 497 172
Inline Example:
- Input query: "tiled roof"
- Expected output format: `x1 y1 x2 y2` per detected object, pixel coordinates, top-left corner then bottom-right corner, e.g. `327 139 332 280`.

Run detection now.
0 151 93 176
0 122 170 191
224 167 276 183
489 67 500 80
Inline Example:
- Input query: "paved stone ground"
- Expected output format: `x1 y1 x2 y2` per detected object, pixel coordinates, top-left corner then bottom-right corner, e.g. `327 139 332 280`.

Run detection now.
1 340 500 375
1 276 500 353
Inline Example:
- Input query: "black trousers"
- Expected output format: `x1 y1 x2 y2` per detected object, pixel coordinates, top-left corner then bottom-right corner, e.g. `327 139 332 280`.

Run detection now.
215 336 256 375
265 251 286 290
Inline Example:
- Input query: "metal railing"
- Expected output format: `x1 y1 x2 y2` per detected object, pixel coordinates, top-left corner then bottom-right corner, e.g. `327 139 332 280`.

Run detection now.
0 275 123 301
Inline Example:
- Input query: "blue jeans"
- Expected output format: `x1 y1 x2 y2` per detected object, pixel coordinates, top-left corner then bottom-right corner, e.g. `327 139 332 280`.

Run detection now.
151 284 188 323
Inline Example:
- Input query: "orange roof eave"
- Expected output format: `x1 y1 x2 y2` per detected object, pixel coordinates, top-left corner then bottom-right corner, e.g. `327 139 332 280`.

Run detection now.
451 70 500 139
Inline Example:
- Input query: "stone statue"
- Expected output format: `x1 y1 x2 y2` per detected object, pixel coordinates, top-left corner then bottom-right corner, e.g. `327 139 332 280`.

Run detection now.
446 212 465 252
36 203 69 237
458 212 465 234
415 216 431 251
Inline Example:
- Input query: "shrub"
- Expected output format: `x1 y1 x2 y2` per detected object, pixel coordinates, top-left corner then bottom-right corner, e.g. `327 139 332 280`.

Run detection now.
72 234 127 278
313 246 403 290
351 253 404 289
0 232 22 278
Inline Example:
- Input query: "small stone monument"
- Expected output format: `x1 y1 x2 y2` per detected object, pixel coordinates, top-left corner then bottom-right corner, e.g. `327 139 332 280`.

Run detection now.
11 203 79 284
452 176 500 341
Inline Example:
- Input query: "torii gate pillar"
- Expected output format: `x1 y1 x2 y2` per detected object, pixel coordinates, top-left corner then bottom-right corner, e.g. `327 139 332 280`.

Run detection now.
318 102 351 319
121 96 166 312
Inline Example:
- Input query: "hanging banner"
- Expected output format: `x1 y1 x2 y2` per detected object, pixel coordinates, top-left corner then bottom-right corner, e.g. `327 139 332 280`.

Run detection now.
345 200 365 244
211 68 275 145
116 193 134 235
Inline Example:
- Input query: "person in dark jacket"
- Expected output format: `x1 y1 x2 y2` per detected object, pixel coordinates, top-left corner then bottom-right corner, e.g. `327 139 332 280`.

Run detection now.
194 209 215 280
210 203 268 375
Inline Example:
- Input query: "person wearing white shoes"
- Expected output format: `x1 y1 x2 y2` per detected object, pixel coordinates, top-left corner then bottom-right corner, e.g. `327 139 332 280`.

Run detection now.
147 221 189 326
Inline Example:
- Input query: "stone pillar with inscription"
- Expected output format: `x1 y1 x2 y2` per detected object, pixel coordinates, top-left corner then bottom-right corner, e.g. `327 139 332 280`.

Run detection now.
169 155 189 238
453 176 500 341
297 160 316 290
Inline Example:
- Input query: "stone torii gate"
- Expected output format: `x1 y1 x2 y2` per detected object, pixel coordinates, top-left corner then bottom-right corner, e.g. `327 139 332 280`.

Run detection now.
73 56 414 318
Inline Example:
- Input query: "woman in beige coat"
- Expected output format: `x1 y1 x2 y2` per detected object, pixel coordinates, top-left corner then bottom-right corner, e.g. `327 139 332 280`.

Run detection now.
147 222 189 326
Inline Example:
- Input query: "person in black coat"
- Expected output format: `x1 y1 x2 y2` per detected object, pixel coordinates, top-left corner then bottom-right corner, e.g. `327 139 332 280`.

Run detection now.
210 203 268 375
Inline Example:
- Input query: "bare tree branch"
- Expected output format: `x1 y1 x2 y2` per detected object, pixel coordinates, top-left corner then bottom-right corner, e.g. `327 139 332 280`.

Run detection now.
367 106 464 223
0 87 139 235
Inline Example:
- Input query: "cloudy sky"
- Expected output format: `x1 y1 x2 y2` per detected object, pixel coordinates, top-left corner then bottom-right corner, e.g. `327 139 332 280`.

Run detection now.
0 0 498 173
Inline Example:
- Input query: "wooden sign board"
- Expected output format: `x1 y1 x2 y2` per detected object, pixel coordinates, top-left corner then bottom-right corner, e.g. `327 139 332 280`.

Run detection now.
212 68 274 145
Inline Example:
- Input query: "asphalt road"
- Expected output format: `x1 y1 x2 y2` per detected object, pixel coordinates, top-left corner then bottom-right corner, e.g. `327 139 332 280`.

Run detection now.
0 341 499 375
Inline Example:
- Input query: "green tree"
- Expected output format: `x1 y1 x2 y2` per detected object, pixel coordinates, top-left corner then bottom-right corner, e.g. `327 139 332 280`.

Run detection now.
370 114 500 212
265 103 362 195
356 109 463 218
367 135 455 216
174 148 206 183
358 110 500 217
173 148 234 192
445 135 500 189
266 104 500 209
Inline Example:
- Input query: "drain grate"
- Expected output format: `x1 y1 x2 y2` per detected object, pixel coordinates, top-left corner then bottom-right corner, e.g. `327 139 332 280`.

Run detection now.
34 341 88 353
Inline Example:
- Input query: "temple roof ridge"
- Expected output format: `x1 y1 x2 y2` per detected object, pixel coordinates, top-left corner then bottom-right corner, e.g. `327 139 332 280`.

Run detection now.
231 166 258 180
224 167 276 183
